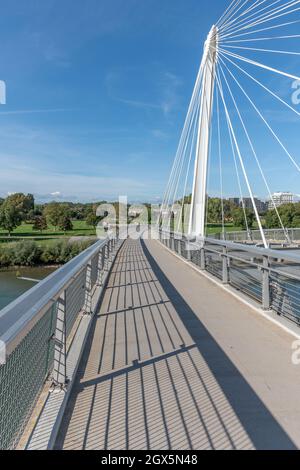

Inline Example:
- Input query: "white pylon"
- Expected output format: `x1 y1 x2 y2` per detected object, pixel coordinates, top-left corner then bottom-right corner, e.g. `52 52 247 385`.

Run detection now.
189 25 218 238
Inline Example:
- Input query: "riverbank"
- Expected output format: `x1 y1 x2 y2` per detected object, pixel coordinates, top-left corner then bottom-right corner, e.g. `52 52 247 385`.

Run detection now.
0 266 57 310
0 238 95 268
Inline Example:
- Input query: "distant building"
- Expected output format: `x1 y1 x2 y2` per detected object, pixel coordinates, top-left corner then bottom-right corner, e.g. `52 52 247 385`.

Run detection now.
241 197 267 214
229 198 240 207
267 192 294 210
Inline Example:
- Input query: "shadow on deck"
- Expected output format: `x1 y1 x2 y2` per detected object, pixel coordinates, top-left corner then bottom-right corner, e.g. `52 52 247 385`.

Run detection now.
55 238 297 450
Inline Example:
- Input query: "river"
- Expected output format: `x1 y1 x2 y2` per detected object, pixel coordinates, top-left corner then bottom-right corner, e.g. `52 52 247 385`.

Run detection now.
0 267 57 311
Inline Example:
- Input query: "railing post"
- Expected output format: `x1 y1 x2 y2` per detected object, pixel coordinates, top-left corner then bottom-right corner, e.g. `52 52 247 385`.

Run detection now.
186 241 191 261
222 246 229 284
109 239 113 263
83 260 92 315
171 233 175 251
200 247 205 270
105 242 110 271
96 248 104 287
178 237 182 256
262 255 270 310
51 291 67 389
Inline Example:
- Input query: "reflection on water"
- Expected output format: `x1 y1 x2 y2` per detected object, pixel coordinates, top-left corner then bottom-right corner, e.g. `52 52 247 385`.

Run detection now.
0 267 57 311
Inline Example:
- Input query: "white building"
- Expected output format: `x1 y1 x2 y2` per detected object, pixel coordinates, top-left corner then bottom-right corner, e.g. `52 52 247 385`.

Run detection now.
267 192 294 210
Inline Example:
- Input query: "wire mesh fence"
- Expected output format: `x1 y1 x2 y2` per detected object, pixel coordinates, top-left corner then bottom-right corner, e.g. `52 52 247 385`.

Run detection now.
0 236 120 449
0 304 56 450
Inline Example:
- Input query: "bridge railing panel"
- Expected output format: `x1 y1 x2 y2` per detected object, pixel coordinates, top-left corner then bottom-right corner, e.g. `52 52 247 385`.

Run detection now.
0 234 121 449
65 267 87 338
159 229 300 327
0 303 56 450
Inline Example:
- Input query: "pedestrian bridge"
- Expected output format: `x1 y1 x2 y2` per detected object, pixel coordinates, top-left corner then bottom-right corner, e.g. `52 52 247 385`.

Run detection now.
1 232 300 450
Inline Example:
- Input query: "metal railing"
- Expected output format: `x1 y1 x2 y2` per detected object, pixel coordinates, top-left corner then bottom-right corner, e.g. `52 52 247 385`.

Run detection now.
211 228 300 243
0 234 121 449
159 229 300 326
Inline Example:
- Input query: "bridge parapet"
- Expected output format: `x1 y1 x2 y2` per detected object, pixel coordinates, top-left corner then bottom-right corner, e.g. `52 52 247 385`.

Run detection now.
210 228 300 245
159 229 300 327
0 234 123 449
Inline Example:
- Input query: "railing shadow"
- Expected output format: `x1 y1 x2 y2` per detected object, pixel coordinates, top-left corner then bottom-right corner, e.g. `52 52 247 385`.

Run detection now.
55 238 297 450
141 239 296 450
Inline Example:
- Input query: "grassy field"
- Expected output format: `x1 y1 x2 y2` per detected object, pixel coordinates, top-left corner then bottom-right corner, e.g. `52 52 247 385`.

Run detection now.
0 220 96 239
205 224 242 235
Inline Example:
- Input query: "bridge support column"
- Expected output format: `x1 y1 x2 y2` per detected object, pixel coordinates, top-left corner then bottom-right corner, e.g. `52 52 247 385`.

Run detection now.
222 247 229 284
262 256 270 310
51 290 68 389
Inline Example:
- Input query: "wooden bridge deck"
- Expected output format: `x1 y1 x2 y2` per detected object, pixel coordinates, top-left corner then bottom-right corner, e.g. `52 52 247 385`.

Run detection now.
55 238 300 450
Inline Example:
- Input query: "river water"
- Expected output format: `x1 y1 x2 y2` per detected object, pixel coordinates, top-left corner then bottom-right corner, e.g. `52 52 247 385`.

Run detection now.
0 267 57 311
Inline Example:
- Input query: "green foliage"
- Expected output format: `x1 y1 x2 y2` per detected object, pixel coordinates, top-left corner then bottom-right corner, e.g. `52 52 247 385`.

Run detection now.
6 193 34 220
205 198 235 224
232 207 254 230
11 240 42 266
33 215 48 232
0 239 94 267
43 202 66 230
58 215 73 232
0 200 22 235
265 203 300 229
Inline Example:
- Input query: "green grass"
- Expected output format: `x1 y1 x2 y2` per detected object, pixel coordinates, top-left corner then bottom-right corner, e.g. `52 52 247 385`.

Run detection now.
0 220 96 238
205 224 241 235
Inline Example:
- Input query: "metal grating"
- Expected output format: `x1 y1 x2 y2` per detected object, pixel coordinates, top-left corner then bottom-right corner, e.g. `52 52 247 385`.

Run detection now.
0 304 56 449
65 268 87 338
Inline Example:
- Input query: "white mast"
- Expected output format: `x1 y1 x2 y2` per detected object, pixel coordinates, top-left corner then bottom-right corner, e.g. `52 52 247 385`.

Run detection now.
189 25 218 237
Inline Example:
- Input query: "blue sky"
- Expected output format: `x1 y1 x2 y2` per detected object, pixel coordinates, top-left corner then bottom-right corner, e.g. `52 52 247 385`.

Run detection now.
0 0 299 202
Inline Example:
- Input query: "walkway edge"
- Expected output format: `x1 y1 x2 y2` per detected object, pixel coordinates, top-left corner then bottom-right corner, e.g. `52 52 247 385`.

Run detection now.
157 240 300 341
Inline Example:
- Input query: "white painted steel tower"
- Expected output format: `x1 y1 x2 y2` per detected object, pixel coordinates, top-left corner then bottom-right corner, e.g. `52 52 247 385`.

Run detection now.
188 25 219 237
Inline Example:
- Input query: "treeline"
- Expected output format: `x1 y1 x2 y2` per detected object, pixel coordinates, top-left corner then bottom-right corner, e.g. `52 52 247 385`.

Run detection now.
265 203 300 229
0 193 153 235
205 198 300 230
0 193 109 234
0 239 94 267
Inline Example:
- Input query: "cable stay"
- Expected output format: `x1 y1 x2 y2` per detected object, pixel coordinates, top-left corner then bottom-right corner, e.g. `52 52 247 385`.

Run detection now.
161 0 300 247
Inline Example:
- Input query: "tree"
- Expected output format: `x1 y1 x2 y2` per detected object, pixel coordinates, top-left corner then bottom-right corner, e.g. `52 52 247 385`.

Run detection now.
265 203 296 229
207 198 223 224
33 215 48 233
43 202 65 230
232 207 254 230
0 200 22 235
6 193 34 220
86 211 99 228
58 215 73 232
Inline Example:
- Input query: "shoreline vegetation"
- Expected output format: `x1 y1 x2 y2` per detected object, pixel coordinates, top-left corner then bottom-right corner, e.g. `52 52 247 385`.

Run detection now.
0 238 96 268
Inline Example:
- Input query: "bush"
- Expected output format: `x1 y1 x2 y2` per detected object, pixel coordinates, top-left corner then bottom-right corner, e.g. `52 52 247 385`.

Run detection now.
0 238 95 267
11 240 42 266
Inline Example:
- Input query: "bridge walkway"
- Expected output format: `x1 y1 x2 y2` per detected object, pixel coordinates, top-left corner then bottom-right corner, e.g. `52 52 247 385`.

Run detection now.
55 238 300 450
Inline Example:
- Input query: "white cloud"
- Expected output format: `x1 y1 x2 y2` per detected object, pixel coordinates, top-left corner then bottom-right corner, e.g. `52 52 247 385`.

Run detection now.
0 163 161 201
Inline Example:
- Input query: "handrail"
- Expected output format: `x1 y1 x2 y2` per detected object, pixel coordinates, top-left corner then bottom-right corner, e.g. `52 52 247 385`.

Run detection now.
159 228 300 325
0 237 110 356
160 228 300 264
